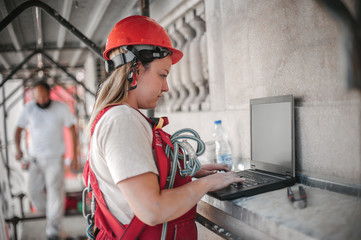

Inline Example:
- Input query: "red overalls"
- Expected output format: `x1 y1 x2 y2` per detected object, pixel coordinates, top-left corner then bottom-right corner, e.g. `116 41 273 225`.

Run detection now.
83 105 198 239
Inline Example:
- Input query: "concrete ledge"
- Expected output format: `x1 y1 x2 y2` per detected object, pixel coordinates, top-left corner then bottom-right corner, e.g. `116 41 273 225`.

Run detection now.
197 202 274 240
198 184 361 240
297 173 361 197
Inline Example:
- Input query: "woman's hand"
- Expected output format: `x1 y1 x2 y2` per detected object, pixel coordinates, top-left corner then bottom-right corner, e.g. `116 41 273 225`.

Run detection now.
204 171 245 192
193 163 245 191
194 163 230 178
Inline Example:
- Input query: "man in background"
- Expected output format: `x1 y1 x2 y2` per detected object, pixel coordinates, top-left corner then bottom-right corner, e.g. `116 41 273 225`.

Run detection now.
14 81 79 240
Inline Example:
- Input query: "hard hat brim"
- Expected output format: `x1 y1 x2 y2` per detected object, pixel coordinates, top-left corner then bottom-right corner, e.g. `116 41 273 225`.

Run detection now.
169 47 183 65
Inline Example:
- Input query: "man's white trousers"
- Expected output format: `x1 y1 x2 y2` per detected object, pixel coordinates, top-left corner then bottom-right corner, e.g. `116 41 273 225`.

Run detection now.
27 156 65 236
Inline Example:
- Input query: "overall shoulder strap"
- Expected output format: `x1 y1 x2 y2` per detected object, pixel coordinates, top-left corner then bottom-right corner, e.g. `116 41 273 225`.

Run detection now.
134 110 173 189
151 117 173 189
84 104 145 240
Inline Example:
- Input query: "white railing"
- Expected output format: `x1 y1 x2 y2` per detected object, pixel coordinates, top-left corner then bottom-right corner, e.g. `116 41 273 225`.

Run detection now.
157 1 209 113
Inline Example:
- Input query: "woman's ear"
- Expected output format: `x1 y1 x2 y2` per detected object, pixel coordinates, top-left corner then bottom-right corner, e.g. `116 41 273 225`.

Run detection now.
128 62 141 90
135 61 144 75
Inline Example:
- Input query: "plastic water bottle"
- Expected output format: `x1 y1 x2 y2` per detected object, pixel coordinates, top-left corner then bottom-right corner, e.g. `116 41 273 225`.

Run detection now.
213 120 233 169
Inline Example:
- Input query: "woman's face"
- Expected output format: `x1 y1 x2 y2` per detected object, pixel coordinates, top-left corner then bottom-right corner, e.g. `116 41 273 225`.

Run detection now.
128 55 172 109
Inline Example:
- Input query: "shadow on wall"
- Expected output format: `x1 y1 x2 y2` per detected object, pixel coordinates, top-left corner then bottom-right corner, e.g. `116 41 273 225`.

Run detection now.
316 0 361 91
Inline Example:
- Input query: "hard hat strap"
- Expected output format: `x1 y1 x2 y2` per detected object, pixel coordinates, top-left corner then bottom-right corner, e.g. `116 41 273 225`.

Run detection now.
104 51 136 73
128 45 172 63
105 45 172 74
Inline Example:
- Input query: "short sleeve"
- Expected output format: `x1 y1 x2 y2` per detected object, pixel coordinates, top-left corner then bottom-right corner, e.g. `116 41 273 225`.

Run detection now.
61 103 76 127
96 108 158 184
17 104 30 128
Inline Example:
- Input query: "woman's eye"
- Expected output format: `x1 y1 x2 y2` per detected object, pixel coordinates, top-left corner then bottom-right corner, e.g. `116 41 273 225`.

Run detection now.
161 74 167 78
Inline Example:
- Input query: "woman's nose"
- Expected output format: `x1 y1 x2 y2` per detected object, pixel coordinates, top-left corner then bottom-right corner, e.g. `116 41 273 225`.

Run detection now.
162 80 169 92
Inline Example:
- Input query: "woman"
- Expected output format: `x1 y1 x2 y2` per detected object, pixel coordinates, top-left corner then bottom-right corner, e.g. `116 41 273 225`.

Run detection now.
85 15 244 239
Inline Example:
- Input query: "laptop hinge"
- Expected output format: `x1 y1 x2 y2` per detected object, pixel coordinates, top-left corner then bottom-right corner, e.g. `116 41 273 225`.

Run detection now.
286 172 293 178
251 165 256 170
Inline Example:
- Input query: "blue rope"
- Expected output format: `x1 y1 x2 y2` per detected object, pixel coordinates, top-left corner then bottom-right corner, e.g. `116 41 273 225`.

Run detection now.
161 128 205 240
86 214 96 240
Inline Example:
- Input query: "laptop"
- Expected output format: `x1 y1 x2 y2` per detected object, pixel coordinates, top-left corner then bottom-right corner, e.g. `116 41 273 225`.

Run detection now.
208 95 296 200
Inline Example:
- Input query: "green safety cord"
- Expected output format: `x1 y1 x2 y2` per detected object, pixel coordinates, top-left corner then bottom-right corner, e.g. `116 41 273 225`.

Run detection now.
161 128 205 239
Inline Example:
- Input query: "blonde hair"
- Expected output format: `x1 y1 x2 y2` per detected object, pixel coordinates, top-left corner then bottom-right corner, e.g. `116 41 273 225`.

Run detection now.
86 47 132 137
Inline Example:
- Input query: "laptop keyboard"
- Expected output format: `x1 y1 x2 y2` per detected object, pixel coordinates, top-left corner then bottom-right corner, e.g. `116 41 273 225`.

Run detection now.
231 171 279 189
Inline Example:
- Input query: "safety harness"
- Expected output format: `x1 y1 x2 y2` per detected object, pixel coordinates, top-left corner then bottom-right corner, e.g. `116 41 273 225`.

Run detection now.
82 105 204 239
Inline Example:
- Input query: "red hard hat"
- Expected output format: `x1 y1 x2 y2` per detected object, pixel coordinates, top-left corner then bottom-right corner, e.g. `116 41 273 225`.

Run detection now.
103 15 183 64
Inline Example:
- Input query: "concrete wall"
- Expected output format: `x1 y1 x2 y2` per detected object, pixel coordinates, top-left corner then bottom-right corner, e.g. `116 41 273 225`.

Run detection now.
157 0 361 187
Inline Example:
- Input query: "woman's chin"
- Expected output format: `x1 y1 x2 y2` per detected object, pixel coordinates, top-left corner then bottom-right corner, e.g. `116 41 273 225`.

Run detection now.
140 103 157 110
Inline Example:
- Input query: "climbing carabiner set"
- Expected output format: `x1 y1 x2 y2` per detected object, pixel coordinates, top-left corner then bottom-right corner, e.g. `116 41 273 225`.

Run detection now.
82 176 96 239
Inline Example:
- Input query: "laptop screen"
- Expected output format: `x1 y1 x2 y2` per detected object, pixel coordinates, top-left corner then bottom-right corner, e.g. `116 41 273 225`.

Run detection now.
250 95 295 176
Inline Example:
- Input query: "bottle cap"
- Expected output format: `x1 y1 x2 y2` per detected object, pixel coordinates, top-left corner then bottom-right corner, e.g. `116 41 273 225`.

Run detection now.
214 120 222 124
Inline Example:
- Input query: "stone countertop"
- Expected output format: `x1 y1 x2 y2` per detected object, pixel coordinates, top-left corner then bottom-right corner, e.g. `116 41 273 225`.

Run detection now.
198 184 361 240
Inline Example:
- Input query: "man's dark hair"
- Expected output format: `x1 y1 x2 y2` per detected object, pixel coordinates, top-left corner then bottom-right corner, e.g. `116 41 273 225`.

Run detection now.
34 81 51 93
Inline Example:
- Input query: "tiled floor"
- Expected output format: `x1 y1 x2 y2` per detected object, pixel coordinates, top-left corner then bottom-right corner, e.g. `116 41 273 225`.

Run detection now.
18 215 87 240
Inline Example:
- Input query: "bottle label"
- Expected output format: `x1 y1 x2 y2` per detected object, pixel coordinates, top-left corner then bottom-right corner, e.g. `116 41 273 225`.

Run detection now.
217 154 233 168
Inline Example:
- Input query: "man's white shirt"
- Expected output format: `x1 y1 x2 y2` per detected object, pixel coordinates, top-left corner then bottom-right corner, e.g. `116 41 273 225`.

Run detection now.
17 100 76 158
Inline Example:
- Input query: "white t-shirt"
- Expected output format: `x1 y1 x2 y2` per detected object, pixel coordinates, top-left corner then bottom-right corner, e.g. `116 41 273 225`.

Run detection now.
89 105 159 224
17 100 76 158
